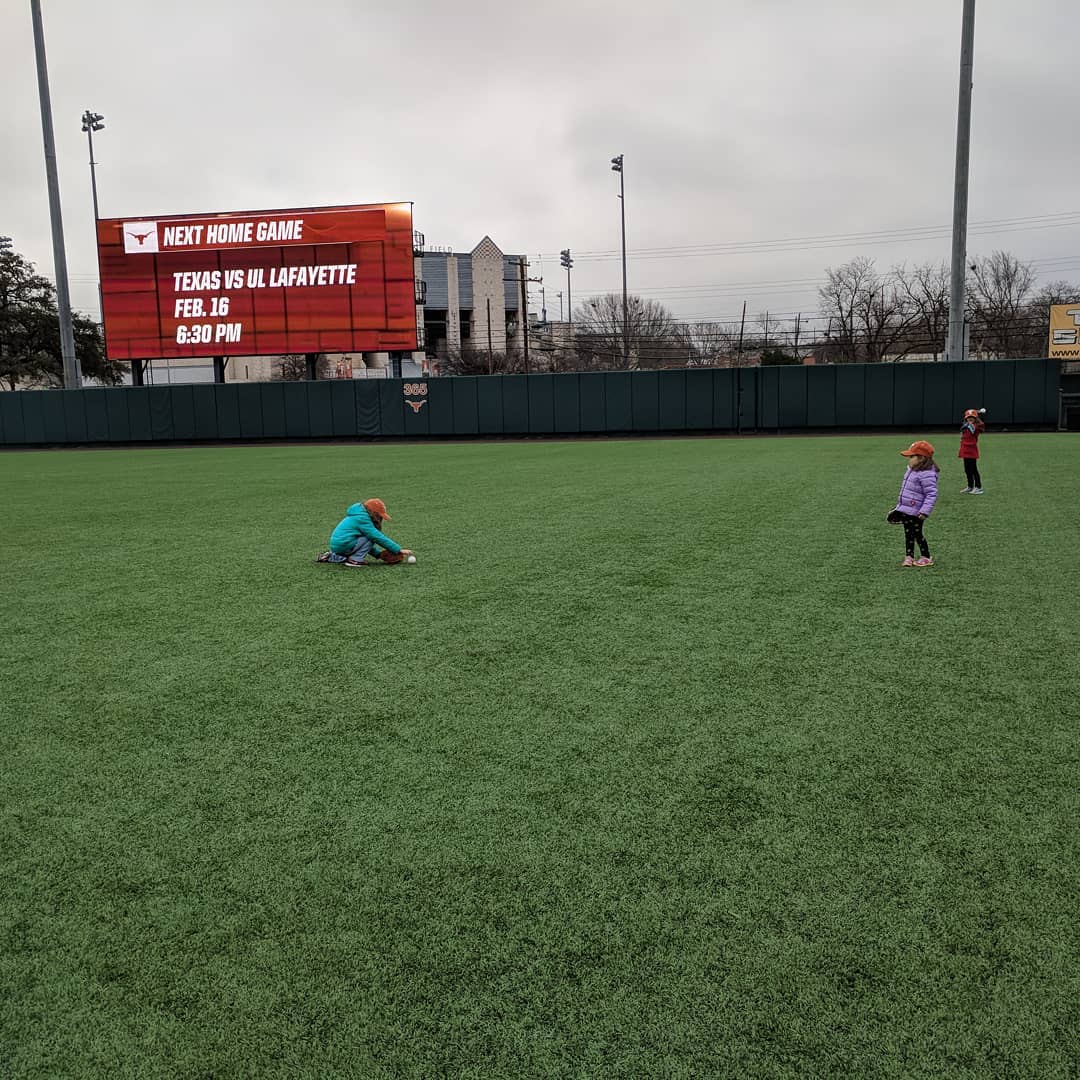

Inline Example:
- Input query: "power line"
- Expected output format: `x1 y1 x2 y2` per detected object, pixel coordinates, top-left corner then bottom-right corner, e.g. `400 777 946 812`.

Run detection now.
545 210 1080 263
571 255 1080 300
36 221 1080 329
569 251 1080 322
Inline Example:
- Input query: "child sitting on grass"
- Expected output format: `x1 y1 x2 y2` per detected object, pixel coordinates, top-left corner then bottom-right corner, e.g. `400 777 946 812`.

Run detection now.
317 498 414 568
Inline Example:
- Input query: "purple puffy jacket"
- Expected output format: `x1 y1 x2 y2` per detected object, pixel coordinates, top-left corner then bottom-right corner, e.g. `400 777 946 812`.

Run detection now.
894 467 938 517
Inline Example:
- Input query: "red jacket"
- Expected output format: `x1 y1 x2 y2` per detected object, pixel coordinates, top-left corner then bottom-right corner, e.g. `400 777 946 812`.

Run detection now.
959 418 984 459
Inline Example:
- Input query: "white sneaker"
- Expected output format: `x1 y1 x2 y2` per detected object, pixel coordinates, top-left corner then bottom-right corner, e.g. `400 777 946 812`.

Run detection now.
960 487 972 493
971 487 984 494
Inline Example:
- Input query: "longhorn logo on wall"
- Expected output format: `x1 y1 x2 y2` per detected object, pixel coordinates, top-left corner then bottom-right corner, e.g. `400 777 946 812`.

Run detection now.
404 382 428 412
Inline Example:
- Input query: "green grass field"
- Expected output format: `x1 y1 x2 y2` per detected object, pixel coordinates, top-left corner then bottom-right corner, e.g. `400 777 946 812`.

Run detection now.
1 433 1078 1078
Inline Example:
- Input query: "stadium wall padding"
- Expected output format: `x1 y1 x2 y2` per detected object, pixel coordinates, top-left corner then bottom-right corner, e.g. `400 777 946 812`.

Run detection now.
0 359 1065 446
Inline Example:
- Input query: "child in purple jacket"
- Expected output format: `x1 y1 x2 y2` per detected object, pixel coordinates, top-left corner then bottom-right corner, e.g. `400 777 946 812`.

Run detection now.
888 440 939 567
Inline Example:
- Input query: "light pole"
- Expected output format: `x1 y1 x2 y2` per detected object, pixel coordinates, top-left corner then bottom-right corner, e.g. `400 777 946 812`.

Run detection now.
611 155 628 365
81 110 104 220
30 0 80 387
80 110 110 374
560 248 573 325
946 0 976 362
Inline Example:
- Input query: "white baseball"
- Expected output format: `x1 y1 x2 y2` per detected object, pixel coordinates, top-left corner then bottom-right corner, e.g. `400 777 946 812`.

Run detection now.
406 555 417 564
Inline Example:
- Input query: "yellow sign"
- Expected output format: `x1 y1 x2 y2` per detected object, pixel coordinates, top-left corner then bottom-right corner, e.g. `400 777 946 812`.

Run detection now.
1049 304 1080 359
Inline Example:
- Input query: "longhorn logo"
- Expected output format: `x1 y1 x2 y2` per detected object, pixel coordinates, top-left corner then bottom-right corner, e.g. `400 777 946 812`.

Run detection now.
406 399 427 413
122 221 159 254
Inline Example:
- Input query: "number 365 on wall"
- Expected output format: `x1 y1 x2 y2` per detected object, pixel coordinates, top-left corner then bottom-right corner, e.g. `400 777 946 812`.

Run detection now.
403 382 428 412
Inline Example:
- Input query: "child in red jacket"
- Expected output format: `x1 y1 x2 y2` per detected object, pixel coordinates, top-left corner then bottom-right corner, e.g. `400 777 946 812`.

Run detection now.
959 408 986 494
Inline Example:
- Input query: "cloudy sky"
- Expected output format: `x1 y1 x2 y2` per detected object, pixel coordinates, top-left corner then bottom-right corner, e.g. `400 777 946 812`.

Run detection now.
3 0 1078 335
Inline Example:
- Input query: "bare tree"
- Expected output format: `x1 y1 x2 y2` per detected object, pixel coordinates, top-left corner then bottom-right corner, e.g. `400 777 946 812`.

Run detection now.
749 312 808 363
819 258 876 363
439 346 527 375
818 258 919 362
1031 280 1080 309
676 321 740 366
893 262 950 359
823 253 1076 361
965 251 1036 358
572 294 681 370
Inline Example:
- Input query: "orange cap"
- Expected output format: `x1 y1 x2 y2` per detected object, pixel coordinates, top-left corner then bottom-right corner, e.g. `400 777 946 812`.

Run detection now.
900 440 935 458
363 498 391 521
964 409 979 419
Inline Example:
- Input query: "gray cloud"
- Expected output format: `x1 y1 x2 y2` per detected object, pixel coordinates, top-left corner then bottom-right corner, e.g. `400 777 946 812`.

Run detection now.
3 0 1077 328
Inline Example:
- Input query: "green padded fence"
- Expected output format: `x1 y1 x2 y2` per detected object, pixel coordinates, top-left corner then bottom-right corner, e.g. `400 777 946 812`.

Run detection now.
0 359 1063 446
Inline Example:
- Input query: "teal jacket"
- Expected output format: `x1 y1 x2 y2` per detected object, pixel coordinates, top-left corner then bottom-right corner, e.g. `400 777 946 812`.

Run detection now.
329 503 401 556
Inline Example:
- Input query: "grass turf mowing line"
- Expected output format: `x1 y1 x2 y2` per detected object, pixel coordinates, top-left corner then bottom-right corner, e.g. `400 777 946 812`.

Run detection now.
1 435 1077 1078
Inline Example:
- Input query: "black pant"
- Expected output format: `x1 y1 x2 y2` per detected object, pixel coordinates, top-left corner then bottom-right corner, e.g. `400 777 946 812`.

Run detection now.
963 457 981 488
902 515 930 558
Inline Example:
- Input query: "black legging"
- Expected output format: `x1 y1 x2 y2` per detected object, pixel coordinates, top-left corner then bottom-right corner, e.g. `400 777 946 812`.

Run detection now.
963 458 981 488
902 516 930 558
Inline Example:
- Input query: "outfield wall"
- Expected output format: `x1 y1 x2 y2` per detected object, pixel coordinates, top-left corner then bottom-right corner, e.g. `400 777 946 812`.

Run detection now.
0 359 1063 446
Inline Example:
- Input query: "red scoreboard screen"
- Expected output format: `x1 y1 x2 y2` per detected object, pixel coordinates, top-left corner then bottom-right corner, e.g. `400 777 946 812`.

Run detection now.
97 202 417 360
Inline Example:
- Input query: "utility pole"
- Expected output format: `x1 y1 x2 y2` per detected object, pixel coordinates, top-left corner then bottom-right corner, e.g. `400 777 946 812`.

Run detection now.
560 249 573 325
737 300 747 365
611 155 628 365
793 313 801 363
947 0 976 362
519 257 529 373
30 0 80 388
